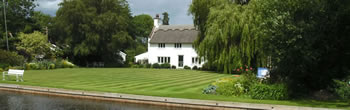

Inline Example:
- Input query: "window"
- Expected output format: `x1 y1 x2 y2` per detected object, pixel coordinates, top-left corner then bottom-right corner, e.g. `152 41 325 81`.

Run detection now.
158 43 165 48
192 57 202 64
175 43 182 48
158 56 171 63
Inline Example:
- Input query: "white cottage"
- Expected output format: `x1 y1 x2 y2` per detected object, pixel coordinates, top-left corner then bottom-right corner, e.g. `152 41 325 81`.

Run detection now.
135 15 204 69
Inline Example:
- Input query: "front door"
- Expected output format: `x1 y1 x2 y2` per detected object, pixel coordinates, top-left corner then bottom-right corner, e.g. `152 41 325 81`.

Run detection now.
178 55 184 67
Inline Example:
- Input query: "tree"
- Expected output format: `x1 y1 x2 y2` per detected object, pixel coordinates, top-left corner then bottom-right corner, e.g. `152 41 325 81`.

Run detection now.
257 0 350 96
190 0 350 97
189 0 266 73
162 12 169 25
0 0 36 50
31 11 53 35
16 31 52 61
54 0 133 66
126 14 153 64
129 14 153 43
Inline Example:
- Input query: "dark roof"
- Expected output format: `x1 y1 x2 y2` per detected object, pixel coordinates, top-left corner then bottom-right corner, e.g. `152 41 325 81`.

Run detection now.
149 25 198 44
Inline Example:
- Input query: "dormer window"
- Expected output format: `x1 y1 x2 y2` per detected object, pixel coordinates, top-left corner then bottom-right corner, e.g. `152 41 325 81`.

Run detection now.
158 43 165 48
175 43 182 48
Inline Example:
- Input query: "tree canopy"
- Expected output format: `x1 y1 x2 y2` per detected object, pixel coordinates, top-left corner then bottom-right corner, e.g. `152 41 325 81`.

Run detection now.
53 0 133 66
0 0 37 50
162 12 169 25
190 0 350 96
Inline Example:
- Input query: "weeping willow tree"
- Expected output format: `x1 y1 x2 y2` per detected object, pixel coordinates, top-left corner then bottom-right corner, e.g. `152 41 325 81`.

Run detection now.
190 0 268 73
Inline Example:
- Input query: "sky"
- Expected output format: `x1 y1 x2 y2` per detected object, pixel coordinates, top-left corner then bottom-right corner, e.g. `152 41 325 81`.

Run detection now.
34 0 194 25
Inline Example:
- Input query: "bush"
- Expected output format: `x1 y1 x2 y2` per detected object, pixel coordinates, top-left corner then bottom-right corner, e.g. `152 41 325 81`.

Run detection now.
0 50 25 68
160 63 171 69
192 66 198 70
54 59 64 68
131 64 138 68
240 72 259 92
333 80 350 100
184 65 191 69
249 83 289 100
171 65 176 69
146 64 152 68
49 64 55 69
0 68 3 72
152 63 160 69
215 78 244 96
63 60 75 68
203 85 217 94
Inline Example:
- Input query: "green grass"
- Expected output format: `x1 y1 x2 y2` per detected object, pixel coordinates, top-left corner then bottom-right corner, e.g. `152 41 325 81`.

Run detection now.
0 68 348 109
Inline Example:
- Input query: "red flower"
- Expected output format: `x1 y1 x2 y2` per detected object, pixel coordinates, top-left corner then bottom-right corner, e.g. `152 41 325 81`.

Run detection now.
236 69 240 71
246 69 249 71
240 67 243 69
250 67 253 70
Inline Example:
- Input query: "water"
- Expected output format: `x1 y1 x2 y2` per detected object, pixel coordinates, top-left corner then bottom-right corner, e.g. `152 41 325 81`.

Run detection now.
0 90 198 110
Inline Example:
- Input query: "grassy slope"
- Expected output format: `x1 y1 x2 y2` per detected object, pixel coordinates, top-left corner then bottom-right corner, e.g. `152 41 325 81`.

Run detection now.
0 68 348 109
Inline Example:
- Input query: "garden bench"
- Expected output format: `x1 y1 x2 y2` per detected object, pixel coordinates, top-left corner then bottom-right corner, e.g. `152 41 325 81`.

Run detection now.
2 69 24 82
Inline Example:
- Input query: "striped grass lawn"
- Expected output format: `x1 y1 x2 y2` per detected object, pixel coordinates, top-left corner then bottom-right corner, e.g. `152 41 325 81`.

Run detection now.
0 68 348 109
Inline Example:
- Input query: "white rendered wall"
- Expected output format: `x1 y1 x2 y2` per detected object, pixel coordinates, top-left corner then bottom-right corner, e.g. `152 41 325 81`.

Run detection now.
148 43 203 68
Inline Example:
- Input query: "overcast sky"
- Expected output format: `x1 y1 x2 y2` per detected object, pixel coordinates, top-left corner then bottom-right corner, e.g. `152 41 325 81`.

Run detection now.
34 0 193 25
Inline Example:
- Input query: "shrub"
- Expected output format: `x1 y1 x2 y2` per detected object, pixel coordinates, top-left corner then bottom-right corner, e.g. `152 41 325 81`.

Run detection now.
63 60 75 68
215 78 244 96
152 63 160 69
26 63 39 70
203 85 217 94
192 66 198 70
160 63 171 69
333 80 350 100
54 59 64 68
249 83 289 100
0 63 10 70
240 72 259 92
0 68 3 72
171 65 176 69
146 64 152 68
131 64 138 68
49 64 55 69
184 65 191 69
0 50 25 67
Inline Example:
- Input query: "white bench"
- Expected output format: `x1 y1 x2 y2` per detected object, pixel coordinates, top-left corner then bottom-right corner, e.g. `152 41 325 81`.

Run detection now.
2 69 24 82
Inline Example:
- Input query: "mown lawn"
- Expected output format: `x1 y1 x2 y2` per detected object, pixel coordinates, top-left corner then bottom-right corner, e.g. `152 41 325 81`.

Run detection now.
0 68 348 109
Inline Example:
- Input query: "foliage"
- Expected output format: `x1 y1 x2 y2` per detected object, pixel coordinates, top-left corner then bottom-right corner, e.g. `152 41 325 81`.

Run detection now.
249 83 289 100
53 0 132 66
257 0 350 95
130 14 154 39
0 68 2 72
192 66 198 70
25 59 74 70
215 77 244 96
332 80 350 100
152 63 160 69
162 12 169 25
171 65 176 69
203 85 217 94
189 0 267 73
184 65 191 70
16 31 53 60
190 0 350 97
160 63 171 69
145 64 152 68
0 0 37 50
0 49 25 68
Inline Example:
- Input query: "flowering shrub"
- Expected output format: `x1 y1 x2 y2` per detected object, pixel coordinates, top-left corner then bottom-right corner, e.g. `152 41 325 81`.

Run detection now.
233 65 254 74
